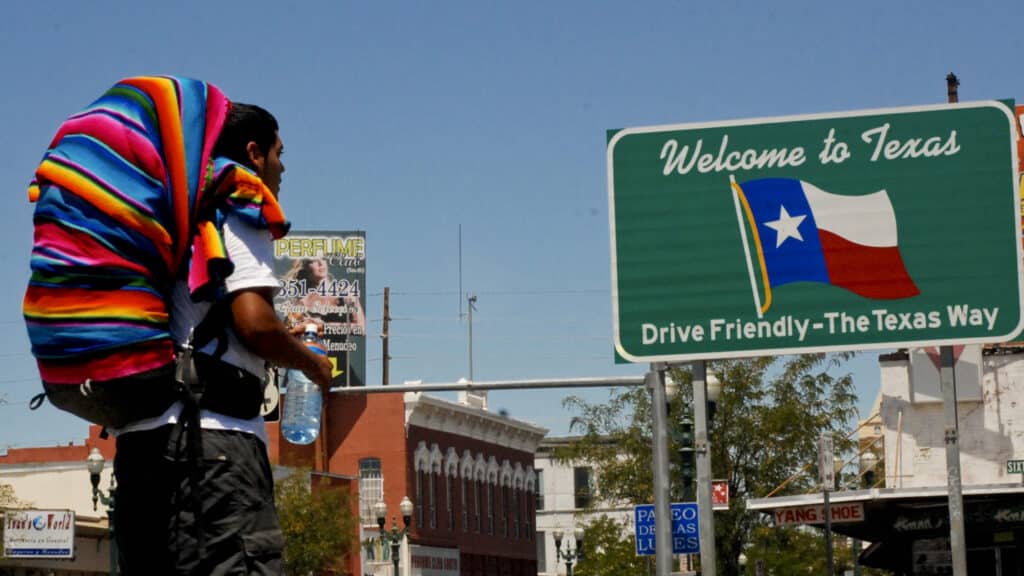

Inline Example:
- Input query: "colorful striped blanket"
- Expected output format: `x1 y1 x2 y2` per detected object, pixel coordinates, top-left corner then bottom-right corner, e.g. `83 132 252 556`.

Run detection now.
24 76 289 385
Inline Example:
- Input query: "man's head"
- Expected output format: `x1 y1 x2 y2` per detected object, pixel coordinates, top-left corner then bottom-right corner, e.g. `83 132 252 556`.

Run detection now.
212 102 285 195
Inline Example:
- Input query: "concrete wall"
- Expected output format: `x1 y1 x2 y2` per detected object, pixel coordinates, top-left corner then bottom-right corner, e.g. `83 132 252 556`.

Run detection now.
880 348 1024 488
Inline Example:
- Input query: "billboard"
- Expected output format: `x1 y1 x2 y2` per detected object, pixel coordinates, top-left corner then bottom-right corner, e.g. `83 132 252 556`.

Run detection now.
273 231 367 388
3 509 74 558
609 101 1021 362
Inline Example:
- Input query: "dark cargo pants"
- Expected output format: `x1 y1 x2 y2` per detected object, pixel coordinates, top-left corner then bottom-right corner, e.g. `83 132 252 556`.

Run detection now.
113 424 283 575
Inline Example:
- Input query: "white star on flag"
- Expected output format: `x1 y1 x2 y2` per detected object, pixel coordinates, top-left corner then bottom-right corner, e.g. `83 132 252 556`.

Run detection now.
764 205 807 248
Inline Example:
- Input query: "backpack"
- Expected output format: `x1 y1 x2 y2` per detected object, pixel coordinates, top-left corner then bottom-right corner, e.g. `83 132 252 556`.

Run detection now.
23 76 288 428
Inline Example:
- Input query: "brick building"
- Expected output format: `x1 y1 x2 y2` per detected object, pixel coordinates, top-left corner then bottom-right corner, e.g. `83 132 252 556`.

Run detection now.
276 389 547 576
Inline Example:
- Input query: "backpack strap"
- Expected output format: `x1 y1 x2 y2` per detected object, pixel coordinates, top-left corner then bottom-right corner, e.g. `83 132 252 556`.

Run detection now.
170 298 230 564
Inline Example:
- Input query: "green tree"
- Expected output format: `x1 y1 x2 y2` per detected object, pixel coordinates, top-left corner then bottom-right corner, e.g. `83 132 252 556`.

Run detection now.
559 354 864 576
0 482 27 558
275 470 358 576
571 515 648 576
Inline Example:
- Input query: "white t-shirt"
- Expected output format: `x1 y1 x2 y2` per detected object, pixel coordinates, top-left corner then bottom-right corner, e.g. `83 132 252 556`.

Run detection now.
112 214 279 442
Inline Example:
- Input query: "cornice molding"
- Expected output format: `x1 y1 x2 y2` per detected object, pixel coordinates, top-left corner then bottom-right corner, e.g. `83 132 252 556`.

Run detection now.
403 392 548 452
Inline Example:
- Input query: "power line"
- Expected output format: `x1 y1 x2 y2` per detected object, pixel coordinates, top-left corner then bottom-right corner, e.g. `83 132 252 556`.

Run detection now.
368 288 608 298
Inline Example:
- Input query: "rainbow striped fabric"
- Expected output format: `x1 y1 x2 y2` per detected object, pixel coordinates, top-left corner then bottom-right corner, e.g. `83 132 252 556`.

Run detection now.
24 76 289 385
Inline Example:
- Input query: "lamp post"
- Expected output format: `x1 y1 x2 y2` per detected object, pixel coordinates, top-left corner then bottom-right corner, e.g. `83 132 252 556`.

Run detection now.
553 526 585 576
739 552 748 575
705 372 722 424
860 451 879 488
86 447 118 576
375 496 414 576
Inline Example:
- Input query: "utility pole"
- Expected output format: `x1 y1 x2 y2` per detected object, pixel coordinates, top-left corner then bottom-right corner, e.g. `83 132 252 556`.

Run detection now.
382 287 390 386
648 365 673 576
692 360 717 576
467 294 477 381
940 72 968 576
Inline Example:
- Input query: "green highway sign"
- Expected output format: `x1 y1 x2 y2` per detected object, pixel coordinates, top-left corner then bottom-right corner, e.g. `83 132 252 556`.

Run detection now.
1009 460 1024 474
608 102 1022 362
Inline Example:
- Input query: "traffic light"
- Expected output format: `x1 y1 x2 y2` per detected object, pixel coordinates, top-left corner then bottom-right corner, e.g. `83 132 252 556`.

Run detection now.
679 408 695 501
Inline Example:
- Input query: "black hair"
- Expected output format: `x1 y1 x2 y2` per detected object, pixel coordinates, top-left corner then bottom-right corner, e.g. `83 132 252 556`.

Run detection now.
211 102 279 169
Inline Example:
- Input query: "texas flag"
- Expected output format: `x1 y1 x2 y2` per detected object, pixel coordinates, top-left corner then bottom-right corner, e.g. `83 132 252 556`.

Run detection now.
731 177 919 316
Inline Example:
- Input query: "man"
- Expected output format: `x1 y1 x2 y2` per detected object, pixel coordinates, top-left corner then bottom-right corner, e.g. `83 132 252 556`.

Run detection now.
112 103 332 575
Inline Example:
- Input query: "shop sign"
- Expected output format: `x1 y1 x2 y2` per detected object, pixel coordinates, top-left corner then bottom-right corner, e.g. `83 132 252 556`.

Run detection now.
3 509 74 558
772 502 864 526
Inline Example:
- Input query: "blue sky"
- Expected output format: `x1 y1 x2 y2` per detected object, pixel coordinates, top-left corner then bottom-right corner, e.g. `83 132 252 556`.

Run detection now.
1 1 1021 449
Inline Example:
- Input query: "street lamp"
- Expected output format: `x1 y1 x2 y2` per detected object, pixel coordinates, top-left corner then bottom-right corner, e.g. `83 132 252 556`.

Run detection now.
86 447 118 576
375 496 414 576
860 451 879 488
553 526 585 576
739 552 748 575
706 371 722 424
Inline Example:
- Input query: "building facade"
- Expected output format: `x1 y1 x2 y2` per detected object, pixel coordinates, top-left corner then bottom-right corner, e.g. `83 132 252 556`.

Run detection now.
0 427 116 575
274 389 547 576
750 346 1024 575
533 436 632 576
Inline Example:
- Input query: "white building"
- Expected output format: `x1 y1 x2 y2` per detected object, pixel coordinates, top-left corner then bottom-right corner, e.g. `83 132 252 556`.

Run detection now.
750 345 1024 575
0 436 114 575
533 436 632 576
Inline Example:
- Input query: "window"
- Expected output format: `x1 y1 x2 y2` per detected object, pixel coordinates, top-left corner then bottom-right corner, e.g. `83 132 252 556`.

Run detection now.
446 475 454 531
574 467 593 509
536 531 546 572
415 470 424 527
358 458 383 525
486 482 494 535
535 469 544 510
524 488 533 540
512 487 520 539
461 476 469 532
428 470 437 529
501 484 509 538
474 479 482 533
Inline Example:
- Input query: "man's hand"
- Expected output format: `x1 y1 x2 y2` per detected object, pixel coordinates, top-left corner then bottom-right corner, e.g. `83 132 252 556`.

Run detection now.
230 288 334 389
303 353 333 389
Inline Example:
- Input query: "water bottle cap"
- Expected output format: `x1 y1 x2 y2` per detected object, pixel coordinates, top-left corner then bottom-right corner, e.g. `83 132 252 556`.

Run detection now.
304 323 319 334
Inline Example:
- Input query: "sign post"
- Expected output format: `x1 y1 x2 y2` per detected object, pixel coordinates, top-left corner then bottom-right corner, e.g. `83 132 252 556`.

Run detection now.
818 435 835 575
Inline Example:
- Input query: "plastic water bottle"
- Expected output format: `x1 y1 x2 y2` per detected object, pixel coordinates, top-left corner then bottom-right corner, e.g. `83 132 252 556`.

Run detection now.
281 324 324 445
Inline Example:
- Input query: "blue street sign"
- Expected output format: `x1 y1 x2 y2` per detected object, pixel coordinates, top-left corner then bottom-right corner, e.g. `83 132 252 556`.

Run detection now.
634 503 700 555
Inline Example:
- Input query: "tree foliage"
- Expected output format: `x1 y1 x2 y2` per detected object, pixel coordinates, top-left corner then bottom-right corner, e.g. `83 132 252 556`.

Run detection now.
571 514 649 576
275 470 359 576
0 482 26 559
559 354 866 575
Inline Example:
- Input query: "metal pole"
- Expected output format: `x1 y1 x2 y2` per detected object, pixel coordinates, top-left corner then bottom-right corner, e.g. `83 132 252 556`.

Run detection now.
692 360 717 576
468 294 477 381
823 487 833 575
383 286 390 385
391 540 400 576
330 375 646 394
648 365 673 576
109 492 118 576
939 345 968 574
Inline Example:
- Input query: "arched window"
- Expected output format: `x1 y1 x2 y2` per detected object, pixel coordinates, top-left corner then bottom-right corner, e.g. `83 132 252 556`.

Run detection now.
415 468 424 527
358 458 383 525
